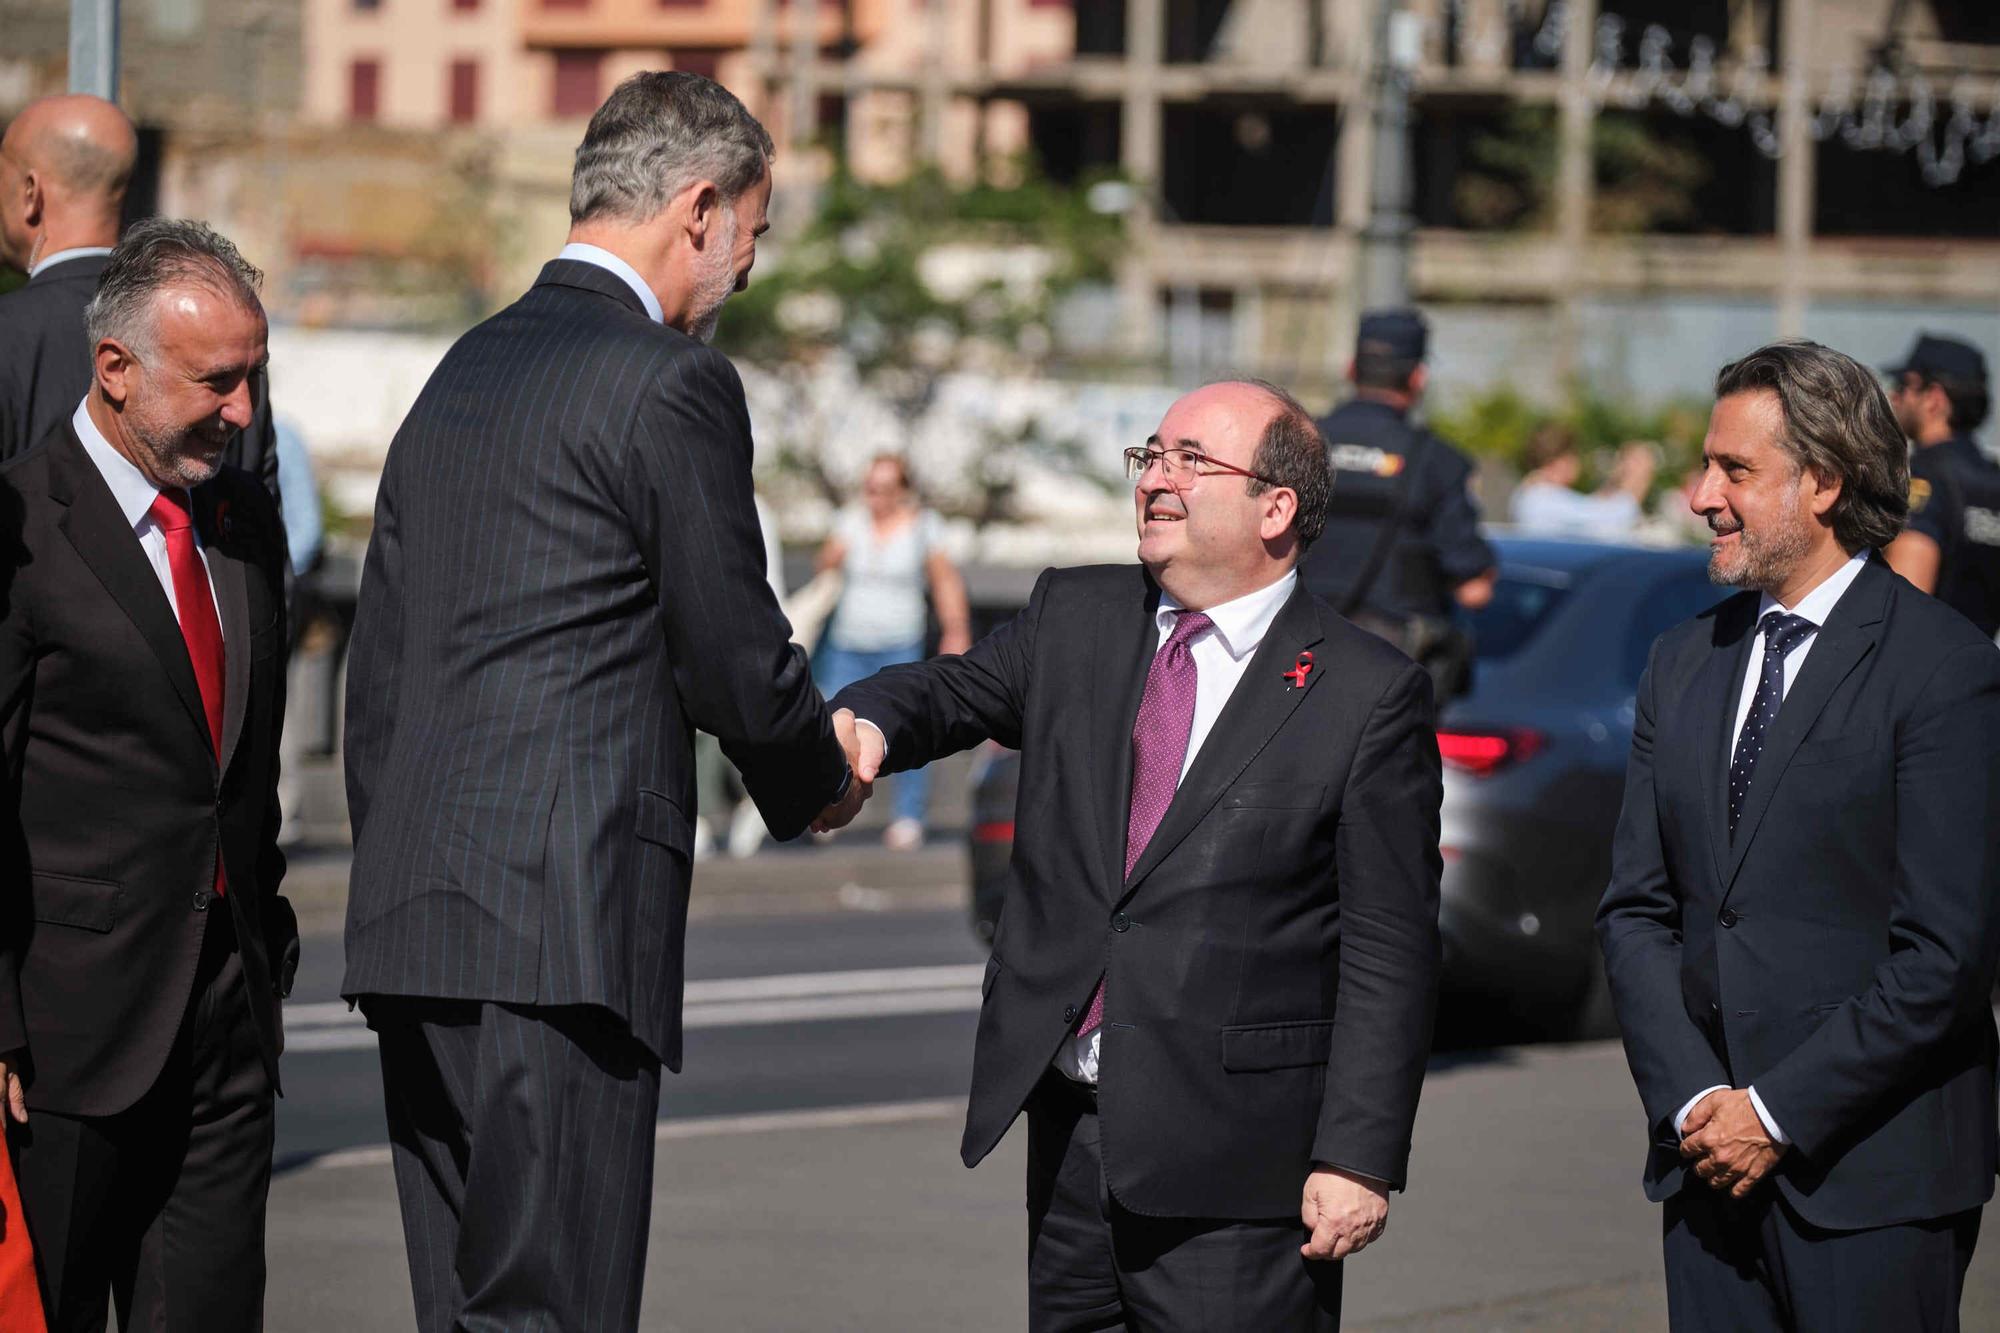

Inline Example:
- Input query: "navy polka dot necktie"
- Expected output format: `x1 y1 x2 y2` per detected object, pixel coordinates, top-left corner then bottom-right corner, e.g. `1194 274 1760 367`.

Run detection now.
1728 612 1817 838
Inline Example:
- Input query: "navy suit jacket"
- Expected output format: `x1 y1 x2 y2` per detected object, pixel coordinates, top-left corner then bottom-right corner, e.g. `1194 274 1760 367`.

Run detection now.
835 566 1442 1219
341 260 847 1067
1597 554 2000 1231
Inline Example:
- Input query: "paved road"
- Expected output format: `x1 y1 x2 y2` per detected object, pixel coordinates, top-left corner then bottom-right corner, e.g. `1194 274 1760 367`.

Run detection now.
269 878 2000 1329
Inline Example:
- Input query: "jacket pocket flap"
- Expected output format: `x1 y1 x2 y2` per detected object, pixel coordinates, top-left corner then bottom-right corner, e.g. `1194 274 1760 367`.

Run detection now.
1221 1019 1335 1071
1224 783 1326 810
32 872 123 932
636 788 692 857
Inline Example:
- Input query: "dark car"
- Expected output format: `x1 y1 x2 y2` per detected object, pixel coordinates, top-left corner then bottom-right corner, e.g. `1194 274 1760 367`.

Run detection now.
964 539 1724 1037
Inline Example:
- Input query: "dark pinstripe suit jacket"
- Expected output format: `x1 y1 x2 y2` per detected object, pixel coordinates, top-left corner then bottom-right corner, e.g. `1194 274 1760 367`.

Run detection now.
341 259 847 1067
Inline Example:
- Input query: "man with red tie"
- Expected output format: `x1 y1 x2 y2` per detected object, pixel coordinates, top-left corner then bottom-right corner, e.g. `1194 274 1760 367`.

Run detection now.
832 381 1443 1329
0 218 296 1331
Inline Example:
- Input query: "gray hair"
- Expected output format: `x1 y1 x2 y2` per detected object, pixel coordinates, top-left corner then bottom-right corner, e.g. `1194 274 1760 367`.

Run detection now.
1715 340 1909 552
85 217 263 356
1236 378 1333 550
569 72 774 226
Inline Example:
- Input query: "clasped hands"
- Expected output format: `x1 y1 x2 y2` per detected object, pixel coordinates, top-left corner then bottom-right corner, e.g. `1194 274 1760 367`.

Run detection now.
810 709 887 834
1680 1088 1785 1200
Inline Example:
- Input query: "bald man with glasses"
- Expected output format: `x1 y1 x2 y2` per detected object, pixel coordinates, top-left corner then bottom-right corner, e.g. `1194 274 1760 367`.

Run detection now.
832 380 1443 1331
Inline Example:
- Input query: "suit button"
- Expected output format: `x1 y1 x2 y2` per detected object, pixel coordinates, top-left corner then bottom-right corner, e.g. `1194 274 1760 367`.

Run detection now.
1718 908 1738 928
193 889 213 912
1063 1004 1078 1023
1110 912 1130 933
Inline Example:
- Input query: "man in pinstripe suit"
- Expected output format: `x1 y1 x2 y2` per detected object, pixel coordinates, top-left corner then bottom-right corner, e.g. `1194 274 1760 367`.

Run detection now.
342 74 865 1333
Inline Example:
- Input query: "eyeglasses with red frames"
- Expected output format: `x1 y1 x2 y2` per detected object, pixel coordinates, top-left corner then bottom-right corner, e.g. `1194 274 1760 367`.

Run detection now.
1122 445 1279 488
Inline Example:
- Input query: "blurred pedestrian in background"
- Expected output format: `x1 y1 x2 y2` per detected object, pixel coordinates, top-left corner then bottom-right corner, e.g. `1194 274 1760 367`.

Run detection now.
1510 424 1657 540
1301 307 1496 700
274 415 323 847
0 218 298 1333
1882 334 2000 638
1599 340 1999 1332
813 452 971 850
0 94 135 461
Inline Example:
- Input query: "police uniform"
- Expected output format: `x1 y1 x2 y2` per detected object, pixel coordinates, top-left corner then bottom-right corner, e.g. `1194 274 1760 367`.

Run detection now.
1301 397 1494 625
1906 433 2000 638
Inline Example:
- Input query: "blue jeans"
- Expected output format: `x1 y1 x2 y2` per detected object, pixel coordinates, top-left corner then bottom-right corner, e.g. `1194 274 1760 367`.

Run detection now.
815 641 929 827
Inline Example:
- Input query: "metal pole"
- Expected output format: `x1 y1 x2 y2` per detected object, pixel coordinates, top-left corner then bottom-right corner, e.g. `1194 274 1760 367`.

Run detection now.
69 0 120 100
1358 0 1416 311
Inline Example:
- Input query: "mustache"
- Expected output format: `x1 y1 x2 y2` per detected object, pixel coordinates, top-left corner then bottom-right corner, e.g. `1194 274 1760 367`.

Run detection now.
1708 516 1743 536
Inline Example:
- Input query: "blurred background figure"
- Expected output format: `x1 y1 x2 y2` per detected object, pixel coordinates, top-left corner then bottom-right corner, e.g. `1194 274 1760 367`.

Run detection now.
274 414 323 848
1882 334 2000 638
1301 307 1497 700
1511 425 1658 540
814 452 971 851
0 94 135 460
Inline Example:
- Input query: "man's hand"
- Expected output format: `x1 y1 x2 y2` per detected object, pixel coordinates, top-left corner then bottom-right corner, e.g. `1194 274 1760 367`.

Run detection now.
1300 1165 1388 1261
0 1053 26 1128
810 709 884 833
1680 1088 1785 1199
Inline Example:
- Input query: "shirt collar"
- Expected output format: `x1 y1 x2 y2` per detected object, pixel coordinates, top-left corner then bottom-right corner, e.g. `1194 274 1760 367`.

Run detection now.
1756 549 1870 630
29 246 113 279
71 397 169 531
1158 569 1298 661
556 243 663 324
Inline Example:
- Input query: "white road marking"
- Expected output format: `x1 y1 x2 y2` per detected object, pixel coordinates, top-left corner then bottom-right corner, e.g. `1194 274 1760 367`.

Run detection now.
282 964 988 1053
291 1097 968 1172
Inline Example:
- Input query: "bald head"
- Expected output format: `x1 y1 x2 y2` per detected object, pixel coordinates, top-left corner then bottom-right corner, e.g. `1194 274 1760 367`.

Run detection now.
0 94 137 272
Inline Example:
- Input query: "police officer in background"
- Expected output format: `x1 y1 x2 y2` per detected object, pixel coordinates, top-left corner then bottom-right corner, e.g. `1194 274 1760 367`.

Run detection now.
1301 307 1497 697
1882 334 2000 638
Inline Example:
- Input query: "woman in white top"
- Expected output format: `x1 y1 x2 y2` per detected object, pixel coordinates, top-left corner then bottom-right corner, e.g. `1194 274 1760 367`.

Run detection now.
814 453 972 850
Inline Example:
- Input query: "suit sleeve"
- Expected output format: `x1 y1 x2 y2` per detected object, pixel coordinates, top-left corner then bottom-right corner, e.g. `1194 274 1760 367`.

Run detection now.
1596 640 1732 1140
828 568 1048 769
342 454 405 844
621 347 847 841
1751 641 2000 1159
245 482 298 998
0 479 30 1054
1311 661 1443 1190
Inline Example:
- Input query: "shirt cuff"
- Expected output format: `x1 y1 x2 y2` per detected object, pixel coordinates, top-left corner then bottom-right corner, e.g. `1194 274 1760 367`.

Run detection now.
1675 1085 1730 1136
854 717 888 762
1745 1085 1788 1146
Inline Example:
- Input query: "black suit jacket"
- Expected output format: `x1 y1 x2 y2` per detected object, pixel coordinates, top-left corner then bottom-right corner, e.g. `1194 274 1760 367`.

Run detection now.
1597 555 2000 1231
341 260 847 1068
833 566 1442 1218
0 254 282 509
0 427 296 1116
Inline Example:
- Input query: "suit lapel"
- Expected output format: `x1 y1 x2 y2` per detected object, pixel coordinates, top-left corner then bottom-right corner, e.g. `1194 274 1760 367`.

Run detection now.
1698 597 1759 890
1722 562 1886 891
50 430 213 753
1120 581 1325 899
1091 574 1164 901
198 486 253 776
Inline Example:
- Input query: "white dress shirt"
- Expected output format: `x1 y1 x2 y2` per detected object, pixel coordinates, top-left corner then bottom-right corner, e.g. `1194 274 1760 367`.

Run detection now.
1055 569 1299 1083
1675 548 1870 1145
71 399 222 632
556 243 663 324
28 245 114 279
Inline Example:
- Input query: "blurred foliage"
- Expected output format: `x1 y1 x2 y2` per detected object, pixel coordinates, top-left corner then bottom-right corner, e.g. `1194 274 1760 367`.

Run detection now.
1430 383 1711 499
1454 107 1710 233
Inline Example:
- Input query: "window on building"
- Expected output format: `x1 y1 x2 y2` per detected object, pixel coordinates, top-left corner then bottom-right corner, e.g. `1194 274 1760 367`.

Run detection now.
350 59 382 121
353 0 381 12
669 49 721 81
452 0 480 11
552 50 605 117
449 59 480 124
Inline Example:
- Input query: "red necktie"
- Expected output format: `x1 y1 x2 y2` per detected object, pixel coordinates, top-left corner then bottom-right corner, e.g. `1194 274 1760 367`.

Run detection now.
149 489 227 896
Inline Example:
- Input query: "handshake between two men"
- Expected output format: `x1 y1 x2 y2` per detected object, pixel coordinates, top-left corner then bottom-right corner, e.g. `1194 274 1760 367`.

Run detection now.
807 710 889 835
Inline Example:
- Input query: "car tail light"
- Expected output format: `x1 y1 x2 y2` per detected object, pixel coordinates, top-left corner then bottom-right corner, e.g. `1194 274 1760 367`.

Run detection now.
972 821 1015 844
1436 728 1545 777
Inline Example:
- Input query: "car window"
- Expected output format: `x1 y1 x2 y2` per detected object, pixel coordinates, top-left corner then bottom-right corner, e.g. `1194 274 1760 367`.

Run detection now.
1468 573 1572 662
1624 568 1729 683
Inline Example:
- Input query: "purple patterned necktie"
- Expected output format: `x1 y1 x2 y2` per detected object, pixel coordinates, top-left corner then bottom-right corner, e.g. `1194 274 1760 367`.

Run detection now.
1077 608 1213 1038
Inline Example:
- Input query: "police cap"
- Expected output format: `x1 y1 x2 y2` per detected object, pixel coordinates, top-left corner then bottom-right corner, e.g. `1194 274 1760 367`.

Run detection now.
1883 334 1988 387
1355 308 1428 365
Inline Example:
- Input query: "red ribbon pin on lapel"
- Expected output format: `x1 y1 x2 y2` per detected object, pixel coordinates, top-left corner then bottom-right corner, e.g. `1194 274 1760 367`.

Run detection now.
1284 651 1314 690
